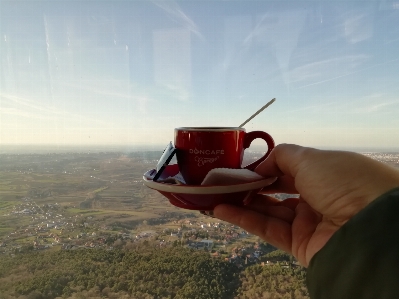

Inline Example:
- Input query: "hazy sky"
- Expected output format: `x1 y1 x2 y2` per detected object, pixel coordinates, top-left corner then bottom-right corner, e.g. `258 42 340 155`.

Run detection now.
1 0 399 149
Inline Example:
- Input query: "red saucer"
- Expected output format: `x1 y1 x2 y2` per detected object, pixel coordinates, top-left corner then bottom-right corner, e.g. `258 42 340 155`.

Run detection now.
143 165 277 211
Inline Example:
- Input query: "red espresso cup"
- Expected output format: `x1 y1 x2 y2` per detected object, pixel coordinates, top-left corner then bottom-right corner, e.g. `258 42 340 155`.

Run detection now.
174 127 275 185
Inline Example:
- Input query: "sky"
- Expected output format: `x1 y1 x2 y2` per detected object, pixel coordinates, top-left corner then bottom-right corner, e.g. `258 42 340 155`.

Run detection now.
1 0 399 150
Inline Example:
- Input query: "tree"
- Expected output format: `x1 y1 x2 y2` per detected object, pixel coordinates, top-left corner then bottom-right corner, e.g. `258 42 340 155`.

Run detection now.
113 239 124 248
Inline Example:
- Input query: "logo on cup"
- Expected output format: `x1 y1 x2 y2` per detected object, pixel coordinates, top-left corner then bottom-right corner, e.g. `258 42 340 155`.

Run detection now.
195 156 219 167
189 148 225 155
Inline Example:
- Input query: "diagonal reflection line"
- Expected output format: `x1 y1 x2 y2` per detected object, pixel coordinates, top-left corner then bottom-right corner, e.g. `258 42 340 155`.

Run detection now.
297 57 399 89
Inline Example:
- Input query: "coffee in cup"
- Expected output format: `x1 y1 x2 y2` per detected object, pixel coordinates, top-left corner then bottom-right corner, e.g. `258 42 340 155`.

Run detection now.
174 127 274 185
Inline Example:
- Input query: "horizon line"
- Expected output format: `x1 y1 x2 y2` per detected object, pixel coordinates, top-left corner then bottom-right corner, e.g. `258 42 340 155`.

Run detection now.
1 143 399 154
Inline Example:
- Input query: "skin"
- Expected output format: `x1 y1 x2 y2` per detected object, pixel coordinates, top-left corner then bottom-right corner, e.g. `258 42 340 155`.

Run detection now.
213 144 399 267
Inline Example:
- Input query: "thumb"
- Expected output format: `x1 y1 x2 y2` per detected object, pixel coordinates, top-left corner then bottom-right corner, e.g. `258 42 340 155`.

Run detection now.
255 144 309 178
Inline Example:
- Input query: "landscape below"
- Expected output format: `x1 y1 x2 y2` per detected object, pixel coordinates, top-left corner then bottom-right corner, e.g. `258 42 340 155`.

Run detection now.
0 150 398 299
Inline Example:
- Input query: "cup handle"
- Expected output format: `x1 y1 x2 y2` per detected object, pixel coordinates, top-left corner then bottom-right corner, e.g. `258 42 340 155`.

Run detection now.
243 131 275 171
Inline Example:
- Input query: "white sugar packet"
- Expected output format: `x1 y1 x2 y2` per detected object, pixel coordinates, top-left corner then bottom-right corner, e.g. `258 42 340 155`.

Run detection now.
201 168 264 185
157 168 264 187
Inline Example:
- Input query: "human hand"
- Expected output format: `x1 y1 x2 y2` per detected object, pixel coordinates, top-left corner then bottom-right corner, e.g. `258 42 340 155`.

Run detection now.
213 144 399 267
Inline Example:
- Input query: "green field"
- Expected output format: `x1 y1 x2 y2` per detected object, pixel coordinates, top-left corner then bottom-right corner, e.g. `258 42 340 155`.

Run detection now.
0 152 197 244
0 201 16 211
